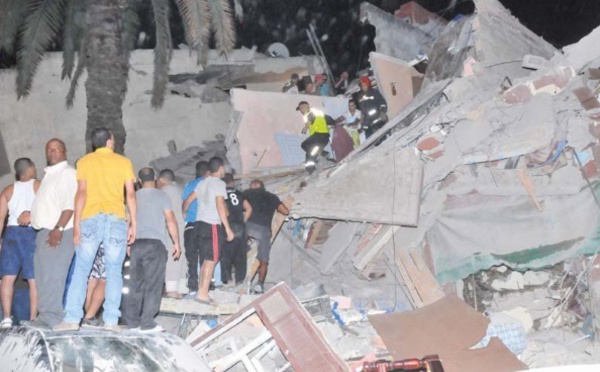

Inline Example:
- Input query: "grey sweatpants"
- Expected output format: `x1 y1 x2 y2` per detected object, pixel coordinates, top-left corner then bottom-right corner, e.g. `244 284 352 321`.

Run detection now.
33 228 75 327
121 239 167 329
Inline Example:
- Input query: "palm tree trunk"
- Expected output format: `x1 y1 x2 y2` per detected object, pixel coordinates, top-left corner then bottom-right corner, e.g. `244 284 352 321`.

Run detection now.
84 0 128 154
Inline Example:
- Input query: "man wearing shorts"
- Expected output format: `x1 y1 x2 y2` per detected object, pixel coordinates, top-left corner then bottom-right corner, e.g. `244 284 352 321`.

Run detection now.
183 157 233 305
0 158 40 328
244 180 289 294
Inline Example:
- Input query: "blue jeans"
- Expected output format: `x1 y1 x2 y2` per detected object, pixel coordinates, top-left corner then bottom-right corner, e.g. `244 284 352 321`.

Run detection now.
64 214 127 325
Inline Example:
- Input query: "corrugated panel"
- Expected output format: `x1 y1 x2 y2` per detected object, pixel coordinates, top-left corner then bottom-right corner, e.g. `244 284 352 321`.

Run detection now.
255 285 349 372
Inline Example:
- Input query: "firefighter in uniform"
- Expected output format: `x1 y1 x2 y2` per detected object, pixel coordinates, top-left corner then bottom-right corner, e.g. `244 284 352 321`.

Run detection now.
357 77 388 138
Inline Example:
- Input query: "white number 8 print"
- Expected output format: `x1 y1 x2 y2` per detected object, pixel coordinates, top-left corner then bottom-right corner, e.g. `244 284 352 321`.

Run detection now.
229 193 239 206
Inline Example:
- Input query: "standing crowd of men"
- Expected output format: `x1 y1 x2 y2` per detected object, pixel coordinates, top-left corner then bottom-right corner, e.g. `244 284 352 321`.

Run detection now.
0 127 288 332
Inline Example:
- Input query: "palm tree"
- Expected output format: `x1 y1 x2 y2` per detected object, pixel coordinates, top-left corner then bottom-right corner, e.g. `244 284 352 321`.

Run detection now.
0 0 238 154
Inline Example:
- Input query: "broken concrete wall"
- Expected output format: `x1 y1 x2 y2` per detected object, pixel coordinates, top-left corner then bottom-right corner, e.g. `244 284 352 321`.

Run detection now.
230 89 347 173
293 147 423 226
0 50 235 188
425 0 557 84
470 0 556 78
359 2 432 62
369 52 423 118
562 23 600 73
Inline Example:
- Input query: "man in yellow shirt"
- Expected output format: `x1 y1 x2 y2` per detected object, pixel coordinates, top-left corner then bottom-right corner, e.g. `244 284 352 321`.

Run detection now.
297 101 330 168
54 128 137 332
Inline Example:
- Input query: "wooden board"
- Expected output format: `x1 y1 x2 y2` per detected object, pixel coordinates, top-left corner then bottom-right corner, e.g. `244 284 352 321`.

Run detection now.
395 248 444 307
353 225 398 271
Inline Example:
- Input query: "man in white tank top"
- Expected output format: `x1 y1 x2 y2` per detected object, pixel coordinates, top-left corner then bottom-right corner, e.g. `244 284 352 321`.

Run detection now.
0 158 40 328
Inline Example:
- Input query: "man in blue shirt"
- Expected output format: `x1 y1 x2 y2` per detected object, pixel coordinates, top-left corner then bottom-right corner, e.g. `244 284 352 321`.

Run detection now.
182 161 209 297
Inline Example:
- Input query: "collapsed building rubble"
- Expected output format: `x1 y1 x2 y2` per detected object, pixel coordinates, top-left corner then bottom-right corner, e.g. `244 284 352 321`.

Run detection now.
174 0 600 370
5 0 600 370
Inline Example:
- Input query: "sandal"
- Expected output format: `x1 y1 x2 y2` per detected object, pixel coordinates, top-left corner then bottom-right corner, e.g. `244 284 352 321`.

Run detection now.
194 297 218 307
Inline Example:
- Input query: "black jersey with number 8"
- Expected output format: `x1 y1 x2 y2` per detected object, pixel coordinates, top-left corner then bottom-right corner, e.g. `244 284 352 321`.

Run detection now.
226 188 245 224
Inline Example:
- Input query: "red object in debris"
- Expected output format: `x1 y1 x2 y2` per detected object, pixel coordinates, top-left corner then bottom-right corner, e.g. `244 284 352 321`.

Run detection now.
583 160 599 179
331 126 355 162
502 84 532 104
427 150 445 160
417 136 441 152
362 355 444 372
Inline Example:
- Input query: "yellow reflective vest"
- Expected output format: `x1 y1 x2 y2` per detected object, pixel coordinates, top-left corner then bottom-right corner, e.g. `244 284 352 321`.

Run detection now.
304 108 329 135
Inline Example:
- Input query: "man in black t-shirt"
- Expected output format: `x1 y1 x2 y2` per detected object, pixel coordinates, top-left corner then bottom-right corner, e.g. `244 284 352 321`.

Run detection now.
221 174 252 286
244 180 289 294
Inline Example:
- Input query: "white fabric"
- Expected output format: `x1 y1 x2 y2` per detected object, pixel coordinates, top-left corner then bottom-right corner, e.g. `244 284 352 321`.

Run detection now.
31 161 77 230
286 86 299 94
8 179 36 226
343 110 362 125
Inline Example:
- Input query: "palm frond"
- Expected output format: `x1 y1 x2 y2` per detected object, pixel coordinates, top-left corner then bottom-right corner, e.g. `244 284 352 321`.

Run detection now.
176 0 211 66
208 0 235 54
123 0 141 53
233 0 243 21
66 39 86 108
174 0 194 49
61 0 85 80
0 0 26 55
16 0 67 98
150 0 172 108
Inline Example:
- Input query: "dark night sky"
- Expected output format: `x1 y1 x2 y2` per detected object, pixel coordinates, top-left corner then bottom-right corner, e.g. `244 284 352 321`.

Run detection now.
2 0 600 74
170 0 600 76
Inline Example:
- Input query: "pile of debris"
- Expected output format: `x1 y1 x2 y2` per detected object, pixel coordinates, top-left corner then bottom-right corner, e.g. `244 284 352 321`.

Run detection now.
153 0 600 370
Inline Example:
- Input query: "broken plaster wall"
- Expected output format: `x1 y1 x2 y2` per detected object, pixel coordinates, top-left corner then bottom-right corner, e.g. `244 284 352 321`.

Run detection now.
470 0 556 79
0 50 235 189
369 52 423 118
425 0 557 84
292 147 423 226
561 23 600 72
359 2 432 62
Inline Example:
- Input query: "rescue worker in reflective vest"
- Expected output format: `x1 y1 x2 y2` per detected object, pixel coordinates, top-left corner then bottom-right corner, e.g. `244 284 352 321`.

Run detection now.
297 101 330 167
357 76 388 139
